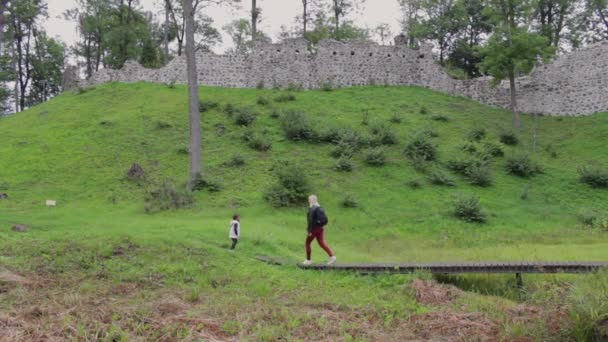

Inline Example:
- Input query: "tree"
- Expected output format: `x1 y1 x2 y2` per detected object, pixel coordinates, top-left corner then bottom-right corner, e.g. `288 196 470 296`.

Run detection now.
251 0 260 41
374 23 393 45
0 0 11 114
330 0 365 40
534 0 577 48
479 0 555 129
224 18 252 53
397 0 423 47
195 14 222 52
415 0 465 63
184 0 201 191
28 32 65 106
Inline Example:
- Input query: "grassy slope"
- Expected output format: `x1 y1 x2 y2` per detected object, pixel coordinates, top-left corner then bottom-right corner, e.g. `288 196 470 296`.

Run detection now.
1 82 608 340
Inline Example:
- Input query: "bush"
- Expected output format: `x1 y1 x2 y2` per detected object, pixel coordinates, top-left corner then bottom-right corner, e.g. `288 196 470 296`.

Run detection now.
341 195 358 208
156 121 172 129
321 81 333 92
467 127 486 142
431 114 449 122
264 163 310 207
389 113 403 124
222 155 246 167
270 108 281 119
483 142 504 157
420 106 428 115
335 156 354 172
364 148 386 166
361 110 370 126
223 103 236 116
191 174 221 192
453 195 487 223
460 142 478 153
256 96 270 106
199 100 219 112
421 128 439 138
578 165 608 188
505 154 543 178
404 134 437 162
465 164 493 187
177 147 189 155
330 140 356 159
144 180 194 213
428 168 456 186
242 129 272 151
368 123 397 146
280 110 317 141
234 107 257 126
499 131 519 145
407 179 423 189
274 93 296 102
287 83 303 92
578 210 608 229
321 127 362 148
256 80 265 89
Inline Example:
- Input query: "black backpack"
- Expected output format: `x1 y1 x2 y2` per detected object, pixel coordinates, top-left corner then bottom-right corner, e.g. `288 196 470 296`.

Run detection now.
317 207 329 226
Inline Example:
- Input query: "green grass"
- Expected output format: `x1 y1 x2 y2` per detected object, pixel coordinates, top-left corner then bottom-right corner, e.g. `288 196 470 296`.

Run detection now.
1 82 608 340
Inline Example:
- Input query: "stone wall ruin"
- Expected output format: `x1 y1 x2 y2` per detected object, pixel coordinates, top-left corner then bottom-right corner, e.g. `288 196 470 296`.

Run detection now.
82 38 608 116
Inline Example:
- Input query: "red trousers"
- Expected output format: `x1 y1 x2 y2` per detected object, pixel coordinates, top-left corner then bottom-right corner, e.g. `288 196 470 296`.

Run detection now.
305 227 333 260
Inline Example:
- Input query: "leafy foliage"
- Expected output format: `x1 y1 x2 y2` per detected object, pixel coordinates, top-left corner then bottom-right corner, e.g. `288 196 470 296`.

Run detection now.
505 154 544 177
264 163 310 207
280 110 317 141
453 195 487 223
144 180 194 213
404 134 437 162
578 165 608 188
364 148 386 166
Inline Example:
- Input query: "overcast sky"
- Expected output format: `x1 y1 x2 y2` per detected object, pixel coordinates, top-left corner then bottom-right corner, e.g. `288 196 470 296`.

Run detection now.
44 0 403 54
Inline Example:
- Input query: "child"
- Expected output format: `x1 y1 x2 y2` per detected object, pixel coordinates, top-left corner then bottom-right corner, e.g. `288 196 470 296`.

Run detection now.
228 214 240 250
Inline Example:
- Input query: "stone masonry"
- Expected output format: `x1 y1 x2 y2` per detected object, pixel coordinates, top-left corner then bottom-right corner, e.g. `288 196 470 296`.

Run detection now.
82 38 608 116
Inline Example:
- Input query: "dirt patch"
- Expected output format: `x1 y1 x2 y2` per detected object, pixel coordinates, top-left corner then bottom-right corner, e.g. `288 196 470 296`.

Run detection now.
411 279 464 306
109 282 139 296
410 310 499 341
505 303 570 335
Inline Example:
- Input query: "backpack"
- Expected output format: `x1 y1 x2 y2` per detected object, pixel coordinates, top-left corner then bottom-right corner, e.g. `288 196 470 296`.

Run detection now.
317 207 329 226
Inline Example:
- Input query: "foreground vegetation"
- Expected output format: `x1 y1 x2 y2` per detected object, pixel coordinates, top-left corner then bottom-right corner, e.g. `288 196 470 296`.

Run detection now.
1 82 608 340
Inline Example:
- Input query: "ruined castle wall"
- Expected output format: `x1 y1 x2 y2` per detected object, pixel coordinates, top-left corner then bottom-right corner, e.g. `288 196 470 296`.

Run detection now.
82 39 608 116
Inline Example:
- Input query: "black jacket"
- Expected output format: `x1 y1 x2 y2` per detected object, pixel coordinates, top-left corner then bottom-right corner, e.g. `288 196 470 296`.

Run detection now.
307 205 326 232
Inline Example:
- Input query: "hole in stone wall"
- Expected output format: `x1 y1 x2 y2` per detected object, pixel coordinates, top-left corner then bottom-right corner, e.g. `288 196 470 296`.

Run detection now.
351 51 355 56
369 53 373 57
333 51 337 56
295 49 300 53
387 54 392 57
277 49 281 53
418 54 425 59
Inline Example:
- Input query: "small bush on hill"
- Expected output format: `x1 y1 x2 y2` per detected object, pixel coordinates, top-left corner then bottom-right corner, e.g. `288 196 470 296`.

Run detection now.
431 114 449 122
242 129 272 151
420 106 428 115
199 100 219 112
578 165 608 188
191 174 221 192
361 110 370 126
256 96 270 106
428 168 456 186
264 163 310 207
404 134 437 162
578 210 608 229
467 127 486 142
466 164 493 187
222 155 246 167
144 180 194 213
270 108 281 119
275 93 296 102
223 103 236 116
280 110 317 141
330 140 356 159
421 128 439 138
177 147 189 155
156 121 172 129
499 131 519 145
453 195 486 223
389 113 403 124
321 82 333 92
234 107 256 126
407 179 423 189
335 156 354 172
341 195 358 208
460 142 478 153
287 83 303 92
483 142 504 157
369 123 397 146
505 154 543 178
256 80 265 89
364 148 386 166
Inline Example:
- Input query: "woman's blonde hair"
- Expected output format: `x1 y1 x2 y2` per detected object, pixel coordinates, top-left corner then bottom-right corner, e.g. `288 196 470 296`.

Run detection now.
308 194 319 206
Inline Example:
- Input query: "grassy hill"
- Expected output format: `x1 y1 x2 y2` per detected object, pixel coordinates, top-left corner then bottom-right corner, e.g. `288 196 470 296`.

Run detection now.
1 82 608 340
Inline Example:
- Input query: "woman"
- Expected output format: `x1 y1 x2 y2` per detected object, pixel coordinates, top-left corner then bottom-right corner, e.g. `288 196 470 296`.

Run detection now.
303 195 336 265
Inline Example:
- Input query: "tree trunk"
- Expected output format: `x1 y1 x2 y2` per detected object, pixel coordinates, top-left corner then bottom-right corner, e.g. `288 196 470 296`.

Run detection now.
508 70 520 130
164 0 170 60
333 0 340 38
184 0 201 190
302 0 307 37
12 42 19 113
597 7 608 34
251 0 258 41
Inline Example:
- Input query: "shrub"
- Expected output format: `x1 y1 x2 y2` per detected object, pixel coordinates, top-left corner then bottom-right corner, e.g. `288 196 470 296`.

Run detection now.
369 123 397 145
321 81 333 92
389 113 403 124
446 156 475 175
419 106 428 115
427 168 455 186
269 108 281 119
505 154 543 178
177 147 189 155
483 142 504 157
407 179 423 189
280 110 317 141
223 103 236 116
156 121 172 129
330 141 356 159
222 155 246 167
465 164 493 187
404 134 437 162
287 83 303 92
144 180 194 213
579 211 598 227
274 93 296 102
453 195 487 223
520 185 530 200
256 80 265 89
321 127 362 148
499 131 518 145
467 127 486 142
431 114 449 122
578 165 608 188
234 107 256 126
421 128 439 138
242 129 272 151
335 156 354 172
191 174 221 192
264 163 310 207
364 148 386 166
199 100 219 112
341 195 358 208
361 110 370 126
256 96 270 106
